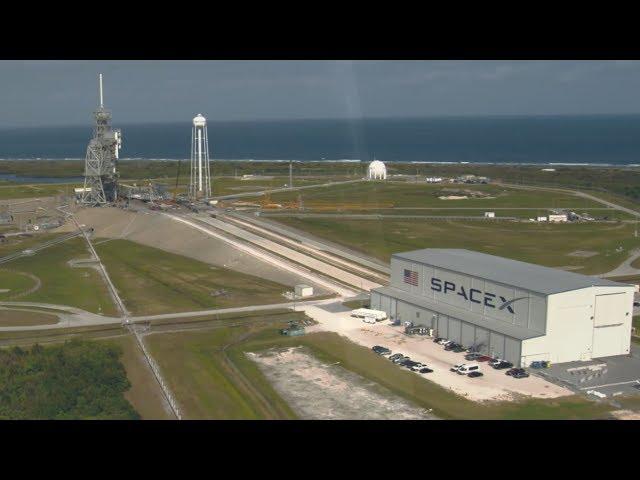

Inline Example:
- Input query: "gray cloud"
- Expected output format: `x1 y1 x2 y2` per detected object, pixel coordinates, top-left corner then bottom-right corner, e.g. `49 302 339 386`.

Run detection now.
0 60 639 127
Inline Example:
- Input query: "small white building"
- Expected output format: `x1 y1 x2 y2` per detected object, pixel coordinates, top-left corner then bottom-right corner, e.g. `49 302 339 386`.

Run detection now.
484 212 495 218
541 168 556 172
294 284 314 298
537 216 548 222
367 160 387 180
426 177 443 183
549 214 568 223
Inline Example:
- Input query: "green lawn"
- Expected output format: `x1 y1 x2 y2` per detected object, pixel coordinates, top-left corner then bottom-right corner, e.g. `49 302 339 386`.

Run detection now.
0 183 69 199
145 312 302 419
267 181 602 211
95 239 288 315
7 238 118 315
273 217 640 275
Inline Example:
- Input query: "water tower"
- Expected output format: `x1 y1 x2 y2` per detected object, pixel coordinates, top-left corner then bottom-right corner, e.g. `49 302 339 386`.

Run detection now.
189 114 212 201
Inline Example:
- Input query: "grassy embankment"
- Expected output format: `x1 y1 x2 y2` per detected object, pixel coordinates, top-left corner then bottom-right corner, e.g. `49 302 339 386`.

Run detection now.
95 239 288 316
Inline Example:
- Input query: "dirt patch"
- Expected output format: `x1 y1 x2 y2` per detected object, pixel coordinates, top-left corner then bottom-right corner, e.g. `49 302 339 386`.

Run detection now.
611 409 640 420
248 346 435 420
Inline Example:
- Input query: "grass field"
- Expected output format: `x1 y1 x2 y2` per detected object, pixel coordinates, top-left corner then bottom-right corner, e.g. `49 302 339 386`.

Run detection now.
0 309 59 326
273 217 640 274
95 239 288 315
6 237 118 315
0 183 68 200
146 312 302 419
146 318 615 420
267 181 603 211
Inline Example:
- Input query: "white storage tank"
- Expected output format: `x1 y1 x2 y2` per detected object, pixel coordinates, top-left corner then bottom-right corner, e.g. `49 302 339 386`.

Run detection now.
294 284 314 297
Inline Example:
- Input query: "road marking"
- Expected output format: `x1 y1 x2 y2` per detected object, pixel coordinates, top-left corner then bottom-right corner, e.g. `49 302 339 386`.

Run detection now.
579 379 640 390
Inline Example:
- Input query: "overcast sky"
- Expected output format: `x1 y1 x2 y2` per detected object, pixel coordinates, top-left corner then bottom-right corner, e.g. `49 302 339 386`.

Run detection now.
1 60 639 127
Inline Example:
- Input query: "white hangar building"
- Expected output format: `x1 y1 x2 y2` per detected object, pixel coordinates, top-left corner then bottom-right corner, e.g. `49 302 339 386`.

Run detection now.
371 249 634 366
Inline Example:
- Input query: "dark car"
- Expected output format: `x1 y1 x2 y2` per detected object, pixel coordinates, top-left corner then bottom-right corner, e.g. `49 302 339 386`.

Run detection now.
372 345 391 355
433 337 446 343
512 371 530 379
444 342 462 351
467 371 484 378
451 345 466 353
419 367 433 374
465 352 482 361
634 301 640 307
476 355 493 362
506 368 526 376
491 361 513 370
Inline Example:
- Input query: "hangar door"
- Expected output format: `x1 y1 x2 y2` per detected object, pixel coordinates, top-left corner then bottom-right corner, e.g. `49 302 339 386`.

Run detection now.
490 332 506 359
461 322 475 348
593 294 627 358
448 318 462 343
474 328 490 354
504 337 521 366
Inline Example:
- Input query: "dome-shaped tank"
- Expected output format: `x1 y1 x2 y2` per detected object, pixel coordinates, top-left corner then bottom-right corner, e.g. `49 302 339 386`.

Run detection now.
368 159 387 180
193 113 207 127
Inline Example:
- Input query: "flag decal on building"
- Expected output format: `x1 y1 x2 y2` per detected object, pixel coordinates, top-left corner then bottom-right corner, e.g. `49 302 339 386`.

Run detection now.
403 269 419 286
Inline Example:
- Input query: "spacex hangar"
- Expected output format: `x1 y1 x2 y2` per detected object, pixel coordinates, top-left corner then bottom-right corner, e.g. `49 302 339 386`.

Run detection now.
371 249 634 367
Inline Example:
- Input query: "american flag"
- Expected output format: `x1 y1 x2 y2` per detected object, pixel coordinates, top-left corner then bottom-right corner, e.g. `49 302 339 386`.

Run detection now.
403 269 418 286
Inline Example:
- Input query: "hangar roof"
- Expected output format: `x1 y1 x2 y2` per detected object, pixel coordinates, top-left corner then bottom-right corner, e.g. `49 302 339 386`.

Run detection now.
373 286 544 340
393 248 629 295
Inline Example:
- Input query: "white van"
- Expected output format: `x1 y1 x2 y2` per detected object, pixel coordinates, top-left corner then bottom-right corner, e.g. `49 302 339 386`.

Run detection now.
456 363 481 375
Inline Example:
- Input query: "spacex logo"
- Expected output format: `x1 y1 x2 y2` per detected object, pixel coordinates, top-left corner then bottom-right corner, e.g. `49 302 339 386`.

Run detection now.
430 277 529 314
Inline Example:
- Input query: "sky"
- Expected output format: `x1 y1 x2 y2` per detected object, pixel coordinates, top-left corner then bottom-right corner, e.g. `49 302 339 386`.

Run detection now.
0 60 640 127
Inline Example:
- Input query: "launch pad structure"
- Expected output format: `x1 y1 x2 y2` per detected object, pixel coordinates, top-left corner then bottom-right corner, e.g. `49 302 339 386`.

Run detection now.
80 74 122 206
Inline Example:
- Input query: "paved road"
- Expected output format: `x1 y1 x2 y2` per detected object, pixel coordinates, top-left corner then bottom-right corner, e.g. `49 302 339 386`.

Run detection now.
163 213 359 297
213 178 365 201
497 182 640 218
600 249 640 278
0 298 334 331
260 213 518 221
228 211 390 275
191 214 381 292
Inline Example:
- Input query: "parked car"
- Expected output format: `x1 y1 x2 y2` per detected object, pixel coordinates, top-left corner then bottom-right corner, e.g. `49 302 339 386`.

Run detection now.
450 364 465 372
465 352 482 361
444 342 462 351
433 337 446 343
634 301 640 307
436 338 450 345
506 368 526 376
451 345 466 353
476 355 493 362
491 360 513 370
457 363 481 375
512 371 530 379
393 355 409 364
419 367 433 374
372 345 391 356
530 360 550 369
388 353 404 362
467 371 484 378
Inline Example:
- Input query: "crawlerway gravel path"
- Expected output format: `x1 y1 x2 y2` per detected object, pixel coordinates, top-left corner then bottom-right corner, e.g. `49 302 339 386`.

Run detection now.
599 249 640 278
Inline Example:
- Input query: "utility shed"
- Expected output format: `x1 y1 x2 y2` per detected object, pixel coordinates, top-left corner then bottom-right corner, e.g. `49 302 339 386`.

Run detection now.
371 248 634 366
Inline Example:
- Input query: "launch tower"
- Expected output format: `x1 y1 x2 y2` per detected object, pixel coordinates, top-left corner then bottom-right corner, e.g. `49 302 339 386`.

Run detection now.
81 74 122 205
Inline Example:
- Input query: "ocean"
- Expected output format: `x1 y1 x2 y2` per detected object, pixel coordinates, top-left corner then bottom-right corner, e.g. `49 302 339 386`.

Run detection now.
1 115 640 165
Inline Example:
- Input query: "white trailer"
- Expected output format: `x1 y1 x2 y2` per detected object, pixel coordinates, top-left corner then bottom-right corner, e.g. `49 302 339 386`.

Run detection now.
350 308 388 321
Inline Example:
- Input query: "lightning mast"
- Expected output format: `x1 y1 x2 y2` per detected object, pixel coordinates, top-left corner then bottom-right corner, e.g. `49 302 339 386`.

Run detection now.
81 74 122 206
188 114 212 201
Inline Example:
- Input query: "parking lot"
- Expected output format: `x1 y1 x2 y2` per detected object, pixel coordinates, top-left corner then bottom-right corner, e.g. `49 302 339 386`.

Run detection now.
302 301 572 402
535 346 640 399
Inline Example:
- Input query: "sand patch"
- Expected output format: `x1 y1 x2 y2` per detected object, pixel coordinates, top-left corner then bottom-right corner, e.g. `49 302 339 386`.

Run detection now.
248 346 435 420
